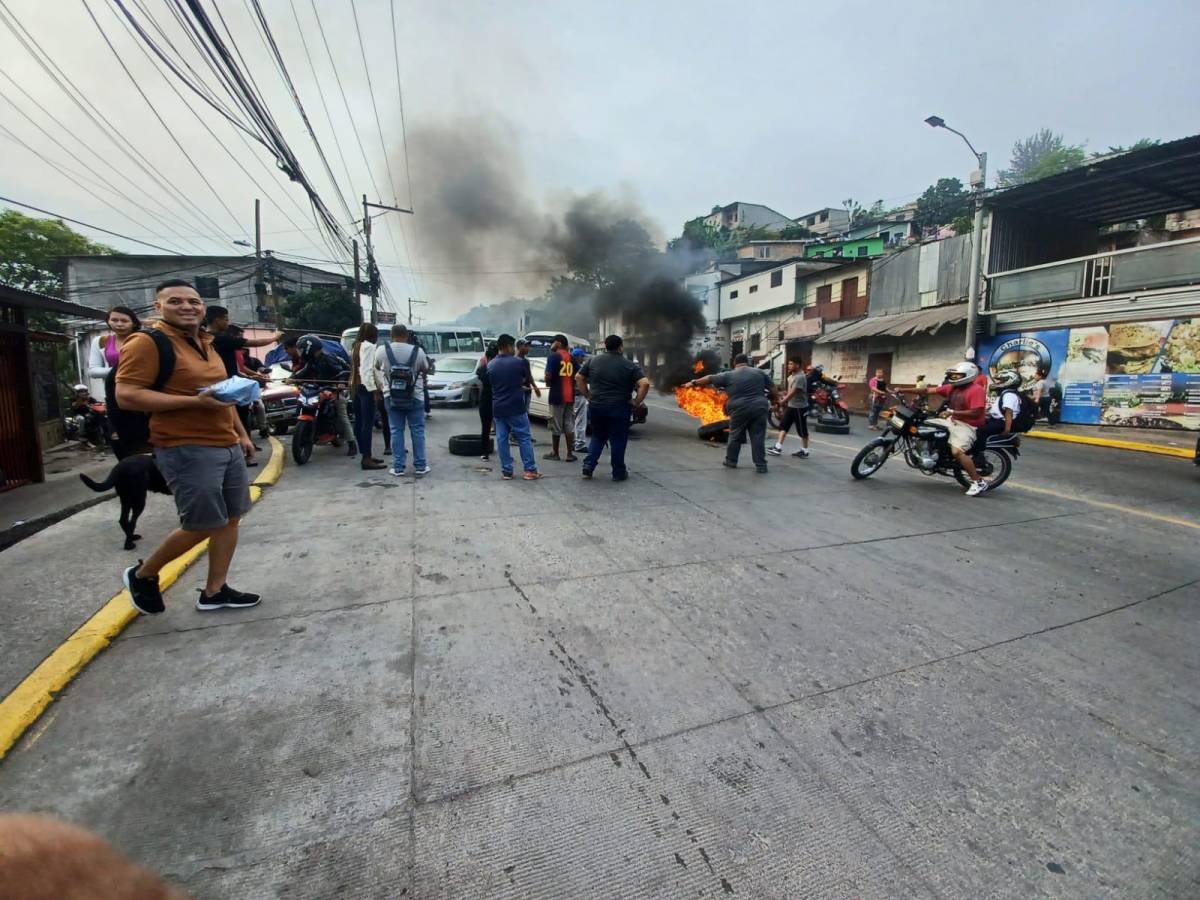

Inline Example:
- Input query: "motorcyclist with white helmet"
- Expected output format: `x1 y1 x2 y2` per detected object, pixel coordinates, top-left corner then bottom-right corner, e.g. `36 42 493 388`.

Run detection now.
979 370 1024 441
922 361 989 496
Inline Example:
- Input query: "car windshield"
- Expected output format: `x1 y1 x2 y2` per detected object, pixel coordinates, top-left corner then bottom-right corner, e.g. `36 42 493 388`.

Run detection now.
435 357 477 374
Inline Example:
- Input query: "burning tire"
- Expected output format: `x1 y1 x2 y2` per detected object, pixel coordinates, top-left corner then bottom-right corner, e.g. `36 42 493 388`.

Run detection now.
697 420 730 443
449 433 492 456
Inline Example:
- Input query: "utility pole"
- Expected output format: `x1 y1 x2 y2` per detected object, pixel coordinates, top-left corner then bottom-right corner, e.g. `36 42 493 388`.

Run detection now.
408 295 427 326
361 194 415 325
253 197 265 323
925 116 987 360
352 239 362 322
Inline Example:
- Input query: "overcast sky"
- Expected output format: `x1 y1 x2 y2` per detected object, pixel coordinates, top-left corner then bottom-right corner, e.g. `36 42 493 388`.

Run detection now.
2 0 1197 320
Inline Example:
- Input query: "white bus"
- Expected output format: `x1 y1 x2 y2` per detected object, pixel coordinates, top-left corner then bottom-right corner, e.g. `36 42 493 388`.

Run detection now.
341 323 485 359
521 331 593 359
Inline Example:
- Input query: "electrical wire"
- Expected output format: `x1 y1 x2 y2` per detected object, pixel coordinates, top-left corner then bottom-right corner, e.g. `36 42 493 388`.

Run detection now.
388 0 429 305
0 195 186 254
0 73 209 253
0 0 235 251
81 0 243 238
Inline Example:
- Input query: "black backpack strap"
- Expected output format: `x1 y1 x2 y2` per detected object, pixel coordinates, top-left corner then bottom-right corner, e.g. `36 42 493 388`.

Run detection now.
147 328 176 392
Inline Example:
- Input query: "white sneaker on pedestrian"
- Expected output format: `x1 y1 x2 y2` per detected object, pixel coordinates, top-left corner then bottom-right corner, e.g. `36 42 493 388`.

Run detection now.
792 448 810 458
766 446 782 456
391 467 407 477
414 465 431 476
965 479 988 496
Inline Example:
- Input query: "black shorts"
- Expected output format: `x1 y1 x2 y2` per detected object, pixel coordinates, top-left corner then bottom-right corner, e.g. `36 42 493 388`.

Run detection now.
780 406 809 436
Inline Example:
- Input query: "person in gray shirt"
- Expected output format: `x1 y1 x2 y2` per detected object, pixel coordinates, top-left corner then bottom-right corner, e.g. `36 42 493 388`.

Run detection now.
686 353 780 472
574 334 650 481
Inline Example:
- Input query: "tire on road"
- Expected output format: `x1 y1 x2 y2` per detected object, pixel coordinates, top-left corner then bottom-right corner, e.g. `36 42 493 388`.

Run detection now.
814 421 851 435
697 420 730 443
955 447 1012 492
851 439 890 479
292 420 314 465
449 433 492 456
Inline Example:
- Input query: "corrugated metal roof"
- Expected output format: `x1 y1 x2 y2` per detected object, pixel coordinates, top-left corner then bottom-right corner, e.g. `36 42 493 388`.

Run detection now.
815 302 966 343
986 134 1200 225
0 282 107 318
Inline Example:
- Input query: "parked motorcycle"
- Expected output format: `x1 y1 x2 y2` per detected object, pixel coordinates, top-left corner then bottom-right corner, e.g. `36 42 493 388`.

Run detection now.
850 392 1019 492
290 382 344 465
767 373 850 433
65 400 108 447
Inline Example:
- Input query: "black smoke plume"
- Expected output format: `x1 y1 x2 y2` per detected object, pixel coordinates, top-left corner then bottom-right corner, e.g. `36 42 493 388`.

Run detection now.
401 116 705 390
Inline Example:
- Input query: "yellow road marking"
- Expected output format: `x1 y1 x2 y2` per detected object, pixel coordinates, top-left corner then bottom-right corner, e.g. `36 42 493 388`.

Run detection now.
1009 480 1200 531
0 437 284 760
1025 430 1194 459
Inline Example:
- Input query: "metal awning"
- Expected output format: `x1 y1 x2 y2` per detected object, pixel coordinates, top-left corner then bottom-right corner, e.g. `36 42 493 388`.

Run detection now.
0 282 107 318
815 302 966 344
985 134 1200 225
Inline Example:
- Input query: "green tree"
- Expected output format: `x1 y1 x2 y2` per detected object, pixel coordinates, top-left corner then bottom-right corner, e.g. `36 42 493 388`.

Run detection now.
915 177 971 228
776 223 814 240
279 288 360 334
997 129 1086 187
0 209 116 297
1092 138 1160 159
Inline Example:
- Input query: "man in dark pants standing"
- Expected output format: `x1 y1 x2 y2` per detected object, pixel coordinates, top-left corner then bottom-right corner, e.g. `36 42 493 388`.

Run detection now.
686 353 779 473
574 334 650 481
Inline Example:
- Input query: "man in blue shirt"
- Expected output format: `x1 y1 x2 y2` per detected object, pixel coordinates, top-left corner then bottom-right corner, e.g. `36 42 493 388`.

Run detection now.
486 334 543 481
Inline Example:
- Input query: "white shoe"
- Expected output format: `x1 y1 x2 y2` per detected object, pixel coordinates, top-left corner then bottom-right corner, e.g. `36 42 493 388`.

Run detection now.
390 468 407 477
792 448 810 458
414 465 431 476
965 479 988 496
766 446 782 456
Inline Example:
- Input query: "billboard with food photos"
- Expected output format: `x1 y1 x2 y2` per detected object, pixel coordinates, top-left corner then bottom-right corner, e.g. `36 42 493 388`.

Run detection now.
977 316 1200 430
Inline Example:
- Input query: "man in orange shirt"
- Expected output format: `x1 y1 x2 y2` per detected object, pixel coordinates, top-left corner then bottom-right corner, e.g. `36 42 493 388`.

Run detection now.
115 279 259 615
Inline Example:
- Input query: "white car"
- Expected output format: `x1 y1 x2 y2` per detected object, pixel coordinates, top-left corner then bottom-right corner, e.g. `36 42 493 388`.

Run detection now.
426 353 482 406
526 357 550 420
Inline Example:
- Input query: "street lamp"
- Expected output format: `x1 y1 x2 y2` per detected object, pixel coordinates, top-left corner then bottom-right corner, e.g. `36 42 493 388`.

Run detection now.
926 115 987 360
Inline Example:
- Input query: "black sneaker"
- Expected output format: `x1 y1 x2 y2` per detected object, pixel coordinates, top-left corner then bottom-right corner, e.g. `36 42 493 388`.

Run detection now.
581 468 593 479
756 465 769 474
124 562 164 615
196 584 262 611
766 446 782 456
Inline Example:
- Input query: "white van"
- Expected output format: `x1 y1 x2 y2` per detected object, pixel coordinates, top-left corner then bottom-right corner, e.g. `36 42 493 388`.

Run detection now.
522 331 592 359
341 324 486 359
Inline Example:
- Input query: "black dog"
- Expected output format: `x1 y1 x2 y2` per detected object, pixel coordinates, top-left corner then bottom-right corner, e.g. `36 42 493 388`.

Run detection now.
80 455 171 550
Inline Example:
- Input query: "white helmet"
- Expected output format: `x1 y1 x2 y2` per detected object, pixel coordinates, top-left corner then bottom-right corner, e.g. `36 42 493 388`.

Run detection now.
944 361 979 386
992 370 1021 392
73 383 89 392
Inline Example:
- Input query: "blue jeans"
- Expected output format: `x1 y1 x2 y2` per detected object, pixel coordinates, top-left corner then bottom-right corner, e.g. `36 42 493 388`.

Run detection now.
495 413 536 475
386 400 426 472
354 385 376 458
585 404 630 478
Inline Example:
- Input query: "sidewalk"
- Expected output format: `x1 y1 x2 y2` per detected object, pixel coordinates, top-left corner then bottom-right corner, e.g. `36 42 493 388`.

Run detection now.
1026 422 1198 458
0 445 116 552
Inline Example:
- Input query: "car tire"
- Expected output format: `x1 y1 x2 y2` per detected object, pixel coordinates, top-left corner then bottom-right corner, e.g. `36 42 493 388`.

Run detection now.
449 433 492 456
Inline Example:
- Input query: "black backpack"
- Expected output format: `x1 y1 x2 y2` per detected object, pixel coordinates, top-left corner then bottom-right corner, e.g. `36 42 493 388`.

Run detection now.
104 329 176 451
1002 389 1037 434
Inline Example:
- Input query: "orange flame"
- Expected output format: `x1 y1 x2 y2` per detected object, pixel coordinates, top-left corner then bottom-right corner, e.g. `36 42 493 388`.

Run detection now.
675 385 727 425
693 359 704 374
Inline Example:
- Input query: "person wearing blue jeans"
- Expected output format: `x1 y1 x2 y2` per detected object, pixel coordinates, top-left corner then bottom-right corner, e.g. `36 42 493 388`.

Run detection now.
575 334 651 482
373 323 430 477
487 333 543 481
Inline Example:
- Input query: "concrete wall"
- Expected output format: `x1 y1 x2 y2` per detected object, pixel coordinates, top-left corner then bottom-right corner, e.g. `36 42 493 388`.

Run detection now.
65 256 349 326
720 262 801 319
799 261 872 308
812 328 962 409
795 208 850 236
735 242 809 260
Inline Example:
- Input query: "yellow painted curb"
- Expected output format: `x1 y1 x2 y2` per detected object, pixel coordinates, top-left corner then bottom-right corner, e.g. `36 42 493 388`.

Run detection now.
0 437 285 760
1025 430 1195 459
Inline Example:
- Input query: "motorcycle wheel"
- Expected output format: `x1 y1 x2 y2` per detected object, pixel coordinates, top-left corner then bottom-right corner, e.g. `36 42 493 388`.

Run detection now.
954 448 1012 491
292 420 314 465
851 439 891 479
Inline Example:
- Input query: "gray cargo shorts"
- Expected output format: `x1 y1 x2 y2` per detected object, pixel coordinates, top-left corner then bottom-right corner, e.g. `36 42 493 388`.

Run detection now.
155 444 252 532
548 403 574 435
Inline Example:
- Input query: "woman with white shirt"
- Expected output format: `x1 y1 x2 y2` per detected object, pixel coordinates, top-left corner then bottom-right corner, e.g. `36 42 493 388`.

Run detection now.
350 323 387 470
87 306 141 383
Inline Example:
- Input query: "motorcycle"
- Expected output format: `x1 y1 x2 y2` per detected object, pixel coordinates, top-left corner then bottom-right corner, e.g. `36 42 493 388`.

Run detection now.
850 392 1019 492
767 375 850 432
65 400 108 447
290 381 344 465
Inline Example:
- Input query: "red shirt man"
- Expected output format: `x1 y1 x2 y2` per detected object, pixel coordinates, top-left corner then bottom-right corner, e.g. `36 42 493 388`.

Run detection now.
933 373 987 427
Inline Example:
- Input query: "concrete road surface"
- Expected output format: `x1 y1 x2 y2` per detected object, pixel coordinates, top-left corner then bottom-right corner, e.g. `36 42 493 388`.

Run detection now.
1 402 1197 899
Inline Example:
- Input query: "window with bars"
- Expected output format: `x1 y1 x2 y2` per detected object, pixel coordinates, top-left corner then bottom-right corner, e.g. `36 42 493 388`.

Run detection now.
770 270 783 287
750 333 761 351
